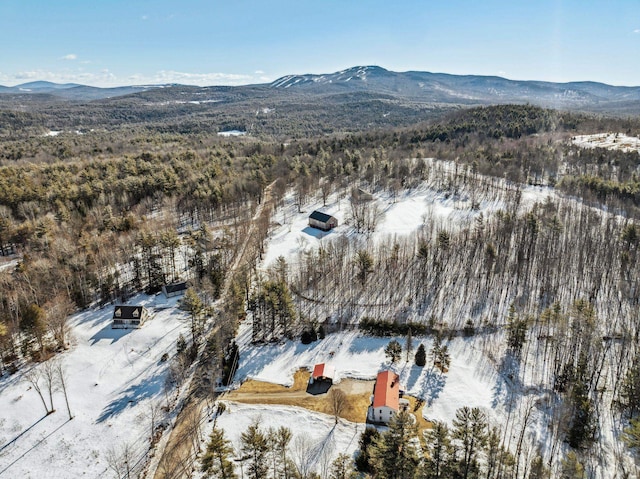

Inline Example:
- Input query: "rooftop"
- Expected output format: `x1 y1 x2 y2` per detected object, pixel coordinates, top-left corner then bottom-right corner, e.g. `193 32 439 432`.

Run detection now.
372 370 400 410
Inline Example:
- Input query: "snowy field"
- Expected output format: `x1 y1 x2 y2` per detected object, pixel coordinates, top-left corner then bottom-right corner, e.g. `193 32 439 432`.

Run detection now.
572 132 640 153
0 294 188 478
234 327 506 427
263 159 551 269
199 403 364 478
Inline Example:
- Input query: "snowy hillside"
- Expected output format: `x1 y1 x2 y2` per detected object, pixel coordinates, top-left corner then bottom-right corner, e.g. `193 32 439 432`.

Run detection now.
0 295 188 478
224 158 635 478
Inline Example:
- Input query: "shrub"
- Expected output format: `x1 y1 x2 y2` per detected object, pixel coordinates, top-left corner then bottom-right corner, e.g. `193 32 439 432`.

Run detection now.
301 329 317 344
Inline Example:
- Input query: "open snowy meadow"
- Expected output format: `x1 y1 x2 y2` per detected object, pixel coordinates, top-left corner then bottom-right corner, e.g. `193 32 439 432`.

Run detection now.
0 295 188 478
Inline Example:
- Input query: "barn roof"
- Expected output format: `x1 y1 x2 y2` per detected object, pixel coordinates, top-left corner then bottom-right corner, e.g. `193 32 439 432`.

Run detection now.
312 363 335 379
372 370 400 410
164 282 188 294
113 305 147 320
309 210 334 223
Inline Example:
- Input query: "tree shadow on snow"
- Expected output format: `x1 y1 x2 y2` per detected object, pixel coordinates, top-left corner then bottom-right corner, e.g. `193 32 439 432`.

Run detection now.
235 344 295 382
422 368 446 407
96 371 164 423
492 352 522 411
89 322 135 345
70 307 113 330
404 364 423 392
347 337 388 354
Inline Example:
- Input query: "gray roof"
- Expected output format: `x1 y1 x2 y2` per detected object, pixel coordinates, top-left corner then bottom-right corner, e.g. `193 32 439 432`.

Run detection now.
113 305 146 320
309 210 334 223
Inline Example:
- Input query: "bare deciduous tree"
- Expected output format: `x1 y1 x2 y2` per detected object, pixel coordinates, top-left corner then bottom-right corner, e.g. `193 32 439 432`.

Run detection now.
105 442 134 479
328 388 348 424
54 358 73 420
24 365 50 415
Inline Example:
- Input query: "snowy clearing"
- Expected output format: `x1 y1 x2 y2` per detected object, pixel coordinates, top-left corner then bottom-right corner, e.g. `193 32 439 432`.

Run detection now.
572 132 640 153
0 294 188 478
217 130 247 137
234 326 506 431
263 158 552 269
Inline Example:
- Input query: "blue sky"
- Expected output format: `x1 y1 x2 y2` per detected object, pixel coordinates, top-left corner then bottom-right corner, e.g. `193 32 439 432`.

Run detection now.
1 0 639 87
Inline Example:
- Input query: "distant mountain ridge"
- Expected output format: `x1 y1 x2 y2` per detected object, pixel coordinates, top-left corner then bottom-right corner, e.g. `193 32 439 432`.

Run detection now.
269 66 640 106
2 66 640 114
0 81 166 100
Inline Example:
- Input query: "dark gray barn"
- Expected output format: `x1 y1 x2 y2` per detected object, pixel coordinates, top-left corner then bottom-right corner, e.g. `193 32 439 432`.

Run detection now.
308 211 338 231
162 281 188 298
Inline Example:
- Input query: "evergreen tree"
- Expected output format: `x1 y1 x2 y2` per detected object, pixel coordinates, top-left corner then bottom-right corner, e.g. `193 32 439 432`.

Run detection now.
176 333 187 355
422 421 452 479
370 411 420 479
274 426 293 479
21 303 47 354
528 452 550 479
620 352 640 418
415 343 426 367
560 451 585 479
385 339 402 363
329 453 355 479
622 417 640 450
452 407 487 479
354 249 374 285
201 428 237 479
240 420 269 479
355 427 380 474
566 380 596 449
505 305 528 356
181 287 204 344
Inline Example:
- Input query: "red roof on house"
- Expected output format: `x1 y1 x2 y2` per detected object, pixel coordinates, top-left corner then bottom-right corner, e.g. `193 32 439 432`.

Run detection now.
372 370 400 410
312 363 335 379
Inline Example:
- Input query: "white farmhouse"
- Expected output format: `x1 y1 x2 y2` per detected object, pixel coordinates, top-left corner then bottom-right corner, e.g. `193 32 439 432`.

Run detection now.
366 370 408 424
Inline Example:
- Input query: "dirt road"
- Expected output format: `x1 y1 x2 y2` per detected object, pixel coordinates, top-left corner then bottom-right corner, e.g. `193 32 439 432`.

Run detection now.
148 182 276 479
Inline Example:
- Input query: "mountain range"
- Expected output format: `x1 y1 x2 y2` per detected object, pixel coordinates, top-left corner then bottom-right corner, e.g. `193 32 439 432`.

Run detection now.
2 66 640 113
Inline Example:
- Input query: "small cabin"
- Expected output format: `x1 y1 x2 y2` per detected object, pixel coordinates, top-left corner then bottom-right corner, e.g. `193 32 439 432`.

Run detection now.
112 305 150 329
367 370 407 424
162 281 188 298
309 211 338 231
311 363 335 384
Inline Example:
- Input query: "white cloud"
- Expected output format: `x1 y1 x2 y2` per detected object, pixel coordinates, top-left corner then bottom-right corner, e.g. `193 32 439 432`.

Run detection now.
14 71 39 80
61 54 77 61
2 69 274 88
142 15 149 20
145 70 261 86
255 70 265 75
634 29 640 34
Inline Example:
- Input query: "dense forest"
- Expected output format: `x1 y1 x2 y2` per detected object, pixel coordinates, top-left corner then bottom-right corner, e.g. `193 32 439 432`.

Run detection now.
2 102 640 477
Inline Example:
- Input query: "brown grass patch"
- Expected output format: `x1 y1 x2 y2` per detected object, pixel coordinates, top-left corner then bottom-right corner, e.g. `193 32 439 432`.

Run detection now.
404 396 433 433
234 368 310 393
225 370 434 432
225 369 373 423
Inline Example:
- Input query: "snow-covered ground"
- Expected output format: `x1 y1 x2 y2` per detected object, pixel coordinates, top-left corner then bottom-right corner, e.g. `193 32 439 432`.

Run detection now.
0 294 188 478
263 160 551 269
572 132 640 153
234 327 505 427
227 162 625 477
200 403 364 478
217 130 247 137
